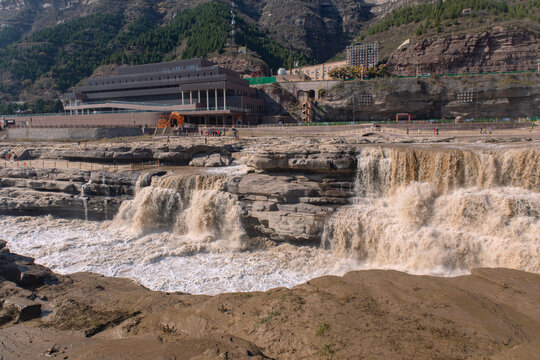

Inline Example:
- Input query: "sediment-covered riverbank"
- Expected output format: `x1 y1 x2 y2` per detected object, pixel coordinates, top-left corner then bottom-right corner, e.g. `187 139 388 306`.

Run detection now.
1 240 539 359
0 134 539 359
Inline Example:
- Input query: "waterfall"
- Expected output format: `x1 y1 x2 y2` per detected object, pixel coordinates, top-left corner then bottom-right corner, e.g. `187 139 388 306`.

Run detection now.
322 146 540 274
113 173 244 251
80 178 92 221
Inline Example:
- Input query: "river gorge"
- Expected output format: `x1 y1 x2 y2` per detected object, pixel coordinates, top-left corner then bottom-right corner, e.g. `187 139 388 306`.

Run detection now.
0 134 539 359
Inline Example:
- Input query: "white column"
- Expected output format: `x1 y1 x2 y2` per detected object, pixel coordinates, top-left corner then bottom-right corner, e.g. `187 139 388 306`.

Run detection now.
181 91 184 105
198 90 201 103
190 91 193 105
206 89 209 110
223 88 227 109
215 88 218 109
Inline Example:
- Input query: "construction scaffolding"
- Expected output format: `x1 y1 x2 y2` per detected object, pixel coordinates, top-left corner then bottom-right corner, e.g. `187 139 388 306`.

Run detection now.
346 42 379 68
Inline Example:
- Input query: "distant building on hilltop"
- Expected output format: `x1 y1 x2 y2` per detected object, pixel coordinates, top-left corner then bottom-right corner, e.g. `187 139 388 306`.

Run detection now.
346 42 379 68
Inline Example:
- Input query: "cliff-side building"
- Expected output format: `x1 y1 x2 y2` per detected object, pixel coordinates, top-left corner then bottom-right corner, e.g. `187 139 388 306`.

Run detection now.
293 60 347 80
64 59 265 126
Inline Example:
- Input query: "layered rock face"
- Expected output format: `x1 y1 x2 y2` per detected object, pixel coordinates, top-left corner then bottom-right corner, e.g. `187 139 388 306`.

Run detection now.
45 143 238 165
0 240 55 326
0 168 137 220
1 139 538 247
231 145 357 244
0 139 360 244
317 72 540 121
388 27 540 75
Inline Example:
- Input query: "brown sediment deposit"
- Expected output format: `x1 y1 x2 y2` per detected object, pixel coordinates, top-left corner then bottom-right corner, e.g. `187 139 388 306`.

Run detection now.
0 242 539 360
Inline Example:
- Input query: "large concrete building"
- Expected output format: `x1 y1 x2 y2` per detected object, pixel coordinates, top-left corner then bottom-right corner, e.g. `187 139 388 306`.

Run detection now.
64 59 265 126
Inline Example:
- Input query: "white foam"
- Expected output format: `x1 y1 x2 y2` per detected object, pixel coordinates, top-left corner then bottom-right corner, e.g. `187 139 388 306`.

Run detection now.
0 216 362 295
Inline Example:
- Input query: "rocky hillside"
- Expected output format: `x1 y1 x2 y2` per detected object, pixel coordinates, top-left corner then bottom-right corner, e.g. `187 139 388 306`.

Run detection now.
0 0 378 106
1 0 540 111
358 0 540 75
314 72 540 121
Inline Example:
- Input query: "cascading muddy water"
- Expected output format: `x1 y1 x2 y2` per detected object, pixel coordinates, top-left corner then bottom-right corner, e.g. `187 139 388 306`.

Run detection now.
113 173 245 254
322 146 540 274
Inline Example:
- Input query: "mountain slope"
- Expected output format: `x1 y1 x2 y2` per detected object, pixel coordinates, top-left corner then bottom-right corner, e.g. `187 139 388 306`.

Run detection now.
0 0 383 107
1 0 540 112
0 2 307 106
357 0 540 74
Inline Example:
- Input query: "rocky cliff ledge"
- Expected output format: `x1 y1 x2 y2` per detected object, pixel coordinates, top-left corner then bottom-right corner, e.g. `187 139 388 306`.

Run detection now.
387 27 540 76
0 136 537 244
0 137 360 243
0 138 359 243
0 168 137 220
231 144 357 244
316 72 540 121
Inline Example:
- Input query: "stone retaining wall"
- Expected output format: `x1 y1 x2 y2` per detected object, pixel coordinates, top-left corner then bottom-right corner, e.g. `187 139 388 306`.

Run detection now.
6 127 144 141
2 112 160 128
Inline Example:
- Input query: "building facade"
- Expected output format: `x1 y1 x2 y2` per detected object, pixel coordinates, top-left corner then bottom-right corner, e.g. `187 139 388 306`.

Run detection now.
346 43 379 68
293 60 347 80
64 59 265 126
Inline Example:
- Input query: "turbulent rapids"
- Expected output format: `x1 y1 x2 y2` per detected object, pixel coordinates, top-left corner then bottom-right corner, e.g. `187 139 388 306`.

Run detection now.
0 144 538 294
115 174 245 252
323 147 540 273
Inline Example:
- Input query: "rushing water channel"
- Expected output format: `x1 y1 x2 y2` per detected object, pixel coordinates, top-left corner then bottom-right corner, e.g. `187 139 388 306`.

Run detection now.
1 146 539 294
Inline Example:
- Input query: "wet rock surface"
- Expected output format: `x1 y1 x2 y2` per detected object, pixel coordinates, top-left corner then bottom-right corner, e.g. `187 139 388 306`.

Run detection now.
0 135 538 244
0 168 138 220
0 244 54 326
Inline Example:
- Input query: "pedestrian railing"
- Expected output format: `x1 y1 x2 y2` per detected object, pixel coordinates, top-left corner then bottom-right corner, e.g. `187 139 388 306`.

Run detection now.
0 159 163 173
